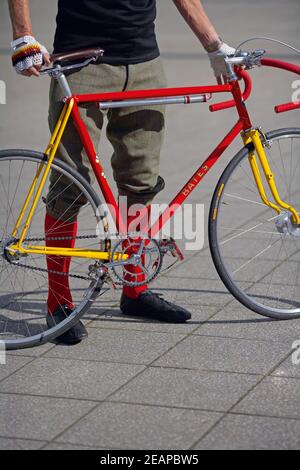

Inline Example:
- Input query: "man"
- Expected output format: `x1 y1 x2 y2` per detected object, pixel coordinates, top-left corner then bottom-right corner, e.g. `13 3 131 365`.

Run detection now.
8 0 235 345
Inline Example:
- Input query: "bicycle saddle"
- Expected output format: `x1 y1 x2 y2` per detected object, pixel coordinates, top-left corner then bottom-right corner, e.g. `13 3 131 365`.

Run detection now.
50 47 104 64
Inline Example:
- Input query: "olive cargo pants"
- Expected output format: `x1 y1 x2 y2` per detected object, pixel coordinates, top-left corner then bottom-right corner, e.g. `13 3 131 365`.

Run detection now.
47 57 167 220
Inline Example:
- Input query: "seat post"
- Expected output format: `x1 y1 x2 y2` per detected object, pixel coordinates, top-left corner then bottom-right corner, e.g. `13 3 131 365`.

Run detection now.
51 64 72 98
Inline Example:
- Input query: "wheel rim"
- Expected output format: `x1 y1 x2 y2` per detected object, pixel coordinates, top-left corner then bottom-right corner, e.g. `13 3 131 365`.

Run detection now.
212 131 300 316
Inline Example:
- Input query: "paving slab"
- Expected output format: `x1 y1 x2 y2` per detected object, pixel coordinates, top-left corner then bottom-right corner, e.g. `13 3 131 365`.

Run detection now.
150 277 250 308
165 255 218 280
193 307 300 343
0 355 33 382
110 367 261 412
0 393 96 441
0 437 46 450
272 356 300 379
196 413 300 450
0 357 145 401
7 343 55 358
44 328 185 365
56 402 222 450
154 335 289 374
233 376 300 419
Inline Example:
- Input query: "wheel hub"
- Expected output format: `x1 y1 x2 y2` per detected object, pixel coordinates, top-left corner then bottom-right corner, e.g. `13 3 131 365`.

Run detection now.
275 211 300 237
1 237 21 263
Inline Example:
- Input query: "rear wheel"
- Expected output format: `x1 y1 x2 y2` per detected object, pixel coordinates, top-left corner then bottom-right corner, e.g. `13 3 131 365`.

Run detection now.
209 128 300 319
0 150 107 349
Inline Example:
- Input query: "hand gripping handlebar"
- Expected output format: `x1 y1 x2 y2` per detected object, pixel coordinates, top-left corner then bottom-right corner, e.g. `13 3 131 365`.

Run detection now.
209 51 300 114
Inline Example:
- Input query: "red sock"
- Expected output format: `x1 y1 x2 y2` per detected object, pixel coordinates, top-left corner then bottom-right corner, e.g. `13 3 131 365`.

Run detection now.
122 206 150 300
45 213 77 314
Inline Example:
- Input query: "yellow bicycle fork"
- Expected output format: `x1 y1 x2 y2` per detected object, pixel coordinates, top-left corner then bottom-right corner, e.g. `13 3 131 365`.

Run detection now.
8 99 127 262
242 128 300 225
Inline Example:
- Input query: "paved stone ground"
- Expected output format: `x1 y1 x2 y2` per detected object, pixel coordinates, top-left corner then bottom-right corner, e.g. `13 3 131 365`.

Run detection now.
0 0 300 450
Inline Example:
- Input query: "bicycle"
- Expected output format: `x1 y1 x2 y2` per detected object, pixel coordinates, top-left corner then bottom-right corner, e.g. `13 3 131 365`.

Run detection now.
1 42 300 350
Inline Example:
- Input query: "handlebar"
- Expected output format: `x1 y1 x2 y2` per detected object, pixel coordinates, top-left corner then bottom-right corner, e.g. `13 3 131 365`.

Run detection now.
209 67 252 112
261 58 300 113
209 55 300 114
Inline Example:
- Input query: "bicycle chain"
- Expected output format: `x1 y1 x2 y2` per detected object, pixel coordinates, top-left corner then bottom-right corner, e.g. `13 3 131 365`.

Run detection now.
7 234 101 281
6 233 176 287
9 259 92 281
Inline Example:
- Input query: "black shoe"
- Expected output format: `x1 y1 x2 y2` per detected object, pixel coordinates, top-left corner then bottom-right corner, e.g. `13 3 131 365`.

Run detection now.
46 305 88 345
120 290 192 323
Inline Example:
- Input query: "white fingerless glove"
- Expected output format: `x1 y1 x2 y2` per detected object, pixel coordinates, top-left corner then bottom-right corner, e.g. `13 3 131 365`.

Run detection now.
208 42 236 82
11 35 49 74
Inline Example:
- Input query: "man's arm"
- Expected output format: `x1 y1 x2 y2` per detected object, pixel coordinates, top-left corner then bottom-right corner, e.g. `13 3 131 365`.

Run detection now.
8 0 33 39
8 0 50 76
172 0 236 83
172 0 221 51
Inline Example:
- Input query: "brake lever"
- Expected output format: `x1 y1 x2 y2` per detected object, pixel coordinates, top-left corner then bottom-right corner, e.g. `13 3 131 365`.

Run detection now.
240 49 266 69
226 49 266 72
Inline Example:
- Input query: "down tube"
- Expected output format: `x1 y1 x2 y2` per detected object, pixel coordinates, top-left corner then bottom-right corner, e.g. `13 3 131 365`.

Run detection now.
149 120 244 238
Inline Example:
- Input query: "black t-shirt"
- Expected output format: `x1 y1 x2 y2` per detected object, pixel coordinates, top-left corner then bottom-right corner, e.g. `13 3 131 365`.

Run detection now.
53 0 160 64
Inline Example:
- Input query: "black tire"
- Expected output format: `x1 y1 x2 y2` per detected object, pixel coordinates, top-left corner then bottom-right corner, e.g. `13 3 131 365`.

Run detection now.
0 149 106 349
209 128 300 320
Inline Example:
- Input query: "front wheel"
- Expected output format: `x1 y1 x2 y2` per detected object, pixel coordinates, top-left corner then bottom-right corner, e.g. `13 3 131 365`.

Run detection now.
209 128 300 320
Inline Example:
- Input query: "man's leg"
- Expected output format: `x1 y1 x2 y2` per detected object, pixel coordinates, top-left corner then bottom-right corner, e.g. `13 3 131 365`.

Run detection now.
46 64 130 342
45 213 77 314
107 57 191 323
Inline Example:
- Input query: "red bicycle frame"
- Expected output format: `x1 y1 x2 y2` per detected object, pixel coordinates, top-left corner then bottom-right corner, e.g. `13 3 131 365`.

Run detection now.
67 58 300 237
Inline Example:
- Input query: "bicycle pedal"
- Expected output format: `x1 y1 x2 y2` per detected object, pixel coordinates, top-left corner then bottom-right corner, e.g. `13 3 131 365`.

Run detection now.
159 237 184 261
